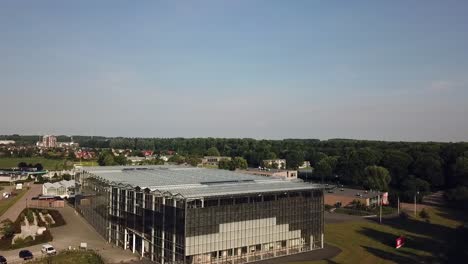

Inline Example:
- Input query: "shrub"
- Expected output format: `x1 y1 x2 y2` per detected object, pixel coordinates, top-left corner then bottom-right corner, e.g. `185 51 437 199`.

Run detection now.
45 215 53 225
9 230 52 250
13 237 24 245
400 211 409 220
48 210 66 227
419 208 430 219
26 210 34 224
0 219 15 238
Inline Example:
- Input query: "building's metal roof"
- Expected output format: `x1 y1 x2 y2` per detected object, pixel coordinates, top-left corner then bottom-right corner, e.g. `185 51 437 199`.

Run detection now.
81 165 322 199
43 180 75 189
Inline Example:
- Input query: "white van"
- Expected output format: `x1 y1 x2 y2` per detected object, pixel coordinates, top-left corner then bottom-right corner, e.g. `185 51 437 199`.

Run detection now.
41 244 57 255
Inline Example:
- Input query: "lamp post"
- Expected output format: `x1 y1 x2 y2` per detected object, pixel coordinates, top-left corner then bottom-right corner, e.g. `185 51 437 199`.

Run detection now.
397 196 400 215
379 193 383 224
414 190 419 217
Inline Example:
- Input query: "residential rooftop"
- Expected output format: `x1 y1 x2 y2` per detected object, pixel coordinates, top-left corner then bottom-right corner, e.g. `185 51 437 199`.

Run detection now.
80 165 322 199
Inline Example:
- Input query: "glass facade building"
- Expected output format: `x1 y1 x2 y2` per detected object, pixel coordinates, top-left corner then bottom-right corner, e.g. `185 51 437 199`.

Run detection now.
75 166 324 264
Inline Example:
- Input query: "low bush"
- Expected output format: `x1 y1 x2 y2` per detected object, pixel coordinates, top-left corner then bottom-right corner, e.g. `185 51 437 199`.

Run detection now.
399 211 409 220
9 230 52 250
0 208 61 250
48 210 66 227
26 210 34 224
419 208 430 219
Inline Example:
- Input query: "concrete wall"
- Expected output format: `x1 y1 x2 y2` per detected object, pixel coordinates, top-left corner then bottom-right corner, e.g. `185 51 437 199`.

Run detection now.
28 199 64 208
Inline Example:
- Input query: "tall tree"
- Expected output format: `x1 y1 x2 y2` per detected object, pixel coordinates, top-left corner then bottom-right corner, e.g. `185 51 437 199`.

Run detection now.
380 150 413 187
206 147 221 156
412 154 444 187
363 165 391 191
285 150 304 169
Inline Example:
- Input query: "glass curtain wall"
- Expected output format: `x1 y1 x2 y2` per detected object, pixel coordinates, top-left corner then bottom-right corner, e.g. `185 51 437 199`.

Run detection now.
75 172 110 240
185 189 323 264
76 173 186 264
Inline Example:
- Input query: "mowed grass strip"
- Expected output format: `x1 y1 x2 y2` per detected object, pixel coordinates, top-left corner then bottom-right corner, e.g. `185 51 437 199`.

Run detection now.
29 250 104 264
74 160 99 166
0 157 72 170
0 188 28 217
294 208 465 264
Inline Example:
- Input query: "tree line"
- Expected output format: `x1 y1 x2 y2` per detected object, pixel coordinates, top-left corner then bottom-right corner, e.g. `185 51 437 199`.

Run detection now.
2 136 468 207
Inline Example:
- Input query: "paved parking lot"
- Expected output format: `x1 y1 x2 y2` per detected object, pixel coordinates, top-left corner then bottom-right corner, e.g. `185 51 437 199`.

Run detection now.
1 204 139 263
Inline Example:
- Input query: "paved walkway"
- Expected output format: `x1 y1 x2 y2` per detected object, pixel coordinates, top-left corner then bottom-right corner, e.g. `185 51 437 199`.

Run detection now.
324 211 366 223
1 204 139 263
253 244 341 264
0 183 42 222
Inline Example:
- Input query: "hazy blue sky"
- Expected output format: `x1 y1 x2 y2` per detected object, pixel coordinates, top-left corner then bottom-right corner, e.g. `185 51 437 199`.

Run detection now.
1 0 467 141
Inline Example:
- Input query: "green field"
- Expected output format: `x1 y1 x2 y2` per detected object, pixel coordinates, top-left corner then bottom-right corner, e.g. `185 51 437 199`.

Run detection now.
0 157 73 170
29 250 104 264
0 189 28 217
301 207 467 264
74 160 99 166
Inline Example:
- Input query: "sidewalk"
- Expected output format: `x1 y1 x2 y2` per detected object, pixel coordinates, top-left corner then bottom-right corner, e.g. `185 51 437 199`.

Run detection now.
0 183 42 222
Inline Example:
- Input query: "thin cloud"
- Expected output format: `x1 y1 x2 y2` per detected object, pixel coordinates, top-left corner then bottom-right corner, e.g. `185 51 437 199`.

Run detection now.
427 80 457 93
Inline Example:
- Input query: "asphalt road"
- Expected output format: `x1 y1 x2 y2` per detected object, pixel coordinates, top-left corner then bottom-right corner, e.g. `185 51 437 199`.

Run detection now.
0 183 42 222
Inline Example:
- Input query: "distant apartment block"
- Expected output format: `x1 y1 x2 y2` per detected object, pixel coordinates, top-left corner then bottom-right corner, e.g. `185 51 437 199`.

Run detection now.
262 159 286 169
36 135 57 148
238 168 298 180
201 156 231 166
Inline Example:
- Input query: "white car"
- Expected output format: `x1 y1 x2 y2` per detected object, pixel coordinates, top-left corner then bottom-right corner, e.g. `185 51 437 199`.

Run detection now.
41 244 57 255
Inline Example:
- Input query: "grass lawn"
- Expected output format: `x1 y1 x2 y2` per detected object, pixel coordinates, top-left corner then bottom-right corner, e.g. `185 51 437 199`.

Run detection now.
297 207 467 264
0 188 28 217
0 157 73 170
29 250 104 264
74 160 98 166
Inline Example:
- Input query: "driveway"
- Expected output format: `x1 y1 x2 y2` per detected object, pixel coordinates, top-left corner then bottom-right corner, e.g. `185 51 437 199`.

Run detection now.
1 204 139 264
0 183 42 222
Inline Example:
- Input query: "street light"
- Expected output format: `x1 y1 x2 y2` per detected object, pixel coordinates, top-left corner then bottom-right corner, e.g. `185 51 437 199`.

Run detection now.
414 190 419 216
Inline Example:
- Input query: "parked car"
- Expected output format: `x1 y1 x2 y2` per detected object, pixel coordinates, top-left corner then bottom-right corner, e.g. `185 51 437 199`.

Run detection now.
0 255 7 264
41 244 57 255
19 250 33 260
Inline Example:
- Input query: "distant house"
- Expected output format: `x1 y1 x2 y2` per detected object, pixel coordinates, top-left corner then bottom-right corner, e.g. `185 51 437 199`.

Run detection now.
42 180 75 198
142 150 154 157
299 161 311 169
262 159 286 169
57 141 79 148
0 172 28 182
237 168 298 180
201 156 231 166
0 169 46 182
43 169 75 180
75 150 96 160
0 140 15 145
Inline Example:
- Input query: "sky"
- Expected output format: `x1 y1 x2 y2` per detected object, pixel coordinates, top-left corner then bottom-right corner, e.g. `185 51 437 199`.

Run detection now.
1 0 468 142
